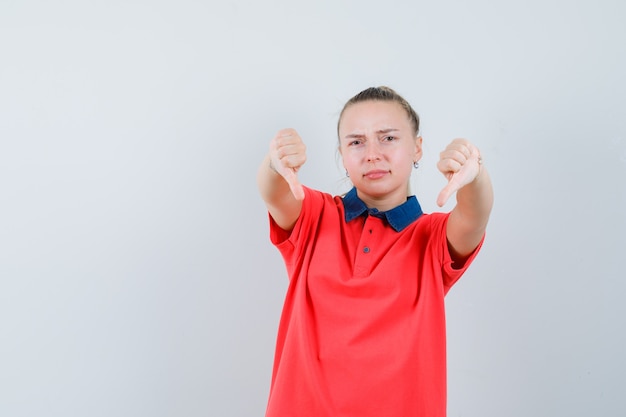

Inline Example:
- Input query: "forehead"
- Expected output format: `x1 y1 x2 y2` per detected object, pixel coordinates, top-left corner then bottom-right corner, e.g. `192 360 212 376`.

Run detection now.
339 100 410 134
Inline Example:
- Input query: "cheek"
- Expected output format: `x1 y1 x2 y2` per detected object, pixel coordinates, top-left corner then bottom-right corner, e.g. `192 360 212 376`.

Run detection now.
394 151 416 172
341 150 359 167
342 158 355 173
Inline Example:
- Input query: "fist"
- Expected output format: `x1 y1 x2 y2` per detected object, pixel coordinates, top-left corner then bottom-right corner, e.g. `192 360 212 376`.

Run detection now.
436 138 482 207
269 128 307 200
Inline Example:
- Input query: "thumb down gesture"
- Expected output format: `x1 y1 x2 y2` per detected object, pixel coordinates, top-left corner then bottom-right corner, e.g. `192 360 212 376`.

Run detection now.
269 128 307 201
436 138 483 207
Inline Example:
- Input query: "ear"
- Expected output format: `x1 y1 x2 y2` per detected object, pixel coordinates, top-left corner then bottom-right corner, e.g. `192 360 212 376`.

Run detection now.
414 135 423 161
337 147 350 178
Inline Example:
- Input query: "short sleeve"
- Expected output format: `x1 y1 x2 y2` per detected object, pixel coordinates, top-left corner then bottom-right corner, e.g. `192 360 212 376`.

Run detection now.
430 212 484 293
268 186 327 275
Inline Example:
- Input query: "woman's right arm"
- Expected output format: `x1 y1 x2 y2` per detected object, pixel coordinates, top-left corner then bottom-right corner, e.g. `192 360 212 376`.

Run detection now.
256 128 306 231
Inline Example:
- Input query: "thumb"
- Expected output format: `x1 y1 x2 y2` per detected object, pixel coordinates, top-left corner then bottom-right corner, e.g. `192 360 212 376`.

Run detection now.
282 168 305 201
437 183 456 207
436 173 458 207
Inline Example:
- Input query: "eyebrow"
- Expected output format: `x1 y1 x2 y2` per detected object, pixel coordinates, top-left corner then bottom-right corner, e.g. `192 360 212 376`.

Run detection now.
344 128 399 139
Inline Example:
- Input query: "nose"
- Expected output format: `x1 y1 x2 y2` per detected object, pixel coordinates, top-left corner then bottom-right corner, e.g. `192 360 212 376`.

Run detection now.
365 140 382 162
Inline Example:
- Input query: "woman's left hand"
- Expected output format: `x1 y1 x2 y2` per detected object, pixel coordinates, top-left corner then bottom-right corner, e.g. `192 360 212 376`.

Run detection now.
436 138 482 207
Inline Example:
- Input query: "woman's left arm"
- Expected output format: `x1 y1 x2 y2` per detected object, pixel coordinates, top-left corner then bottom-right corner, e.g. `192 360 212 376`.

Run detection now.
436 139 494 260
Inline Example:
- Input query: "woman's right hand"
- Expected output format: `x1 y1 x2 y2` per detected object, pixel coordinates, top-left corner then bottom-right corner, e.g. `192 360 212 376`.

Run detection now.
269 128 307 201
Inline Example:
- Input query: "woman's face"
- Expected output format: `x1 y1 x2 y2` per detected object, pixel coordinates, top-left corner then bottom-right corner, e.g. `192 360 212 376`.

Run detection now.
339 100 422 208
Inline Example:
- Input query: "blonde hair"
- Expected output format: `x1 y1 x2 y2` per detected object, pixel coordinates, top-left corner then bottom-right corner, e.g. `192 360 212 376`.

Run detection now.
337 86 420 138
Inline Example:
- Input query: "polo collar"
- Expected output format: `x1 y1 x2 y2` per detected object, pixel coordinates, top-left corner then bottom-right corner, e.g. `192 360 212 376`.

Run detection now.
342 187 423 232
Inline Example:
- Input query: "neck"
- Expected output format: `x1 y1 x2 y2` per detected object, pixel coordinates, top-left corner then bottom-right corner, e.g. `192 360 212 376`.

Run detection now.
357 191 408 212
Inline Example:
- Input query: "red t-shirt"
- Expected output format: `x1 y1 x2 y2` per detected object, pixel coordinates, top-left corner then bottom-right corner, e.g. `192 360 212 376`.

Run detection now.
266 186 482 417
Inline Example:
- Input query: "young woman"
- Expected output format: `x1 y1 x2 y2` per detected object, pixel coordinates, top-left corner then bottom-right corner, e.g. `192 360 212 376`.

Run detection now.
257 86 494 417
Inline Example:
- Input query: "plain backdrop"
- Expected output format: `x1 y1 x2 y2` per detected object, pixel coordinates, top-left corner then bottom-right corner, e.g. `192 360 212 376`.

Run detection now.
1 0 625 416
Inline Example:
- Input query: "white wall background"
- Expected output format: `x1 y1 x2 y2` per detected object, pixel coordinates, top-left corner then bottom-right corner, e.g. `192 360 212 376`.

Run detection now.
1 0 624 416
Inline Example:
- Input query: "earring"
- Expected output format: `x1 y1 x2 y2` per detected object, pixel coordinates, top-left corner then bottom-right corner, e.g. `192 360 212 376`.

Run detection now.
413 161 419 169
345 169 350 177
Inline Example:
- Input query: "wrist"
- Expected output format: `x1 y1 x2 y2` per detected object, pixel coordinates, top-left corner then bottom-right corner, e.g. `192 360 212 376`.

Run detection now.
463 153 484 187
268 157 279 174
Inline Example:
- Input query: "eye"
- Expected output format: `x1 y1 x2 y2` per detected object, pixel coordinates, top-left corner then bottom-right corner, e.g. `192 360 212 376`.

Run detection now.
348 139 362 146
383 135 396 142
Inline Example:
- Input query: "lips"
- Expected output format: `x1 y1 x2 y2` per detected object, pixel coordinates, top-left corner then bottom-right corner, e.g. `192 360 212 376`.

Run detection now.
363 169 390 180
